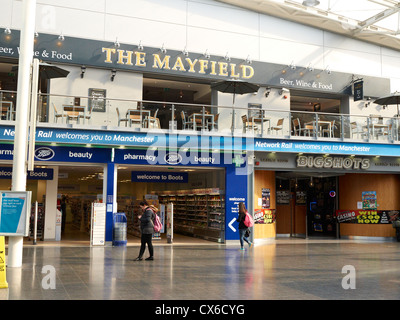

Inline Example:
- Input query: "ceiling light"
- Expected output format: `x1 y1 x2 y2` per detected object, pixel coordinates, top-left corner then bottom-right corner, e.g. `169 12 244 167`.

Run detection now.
111 69 116 81
246 55 252 64
302 0 320 7
224 52 231 61
325 66 331 74
80 65 86 78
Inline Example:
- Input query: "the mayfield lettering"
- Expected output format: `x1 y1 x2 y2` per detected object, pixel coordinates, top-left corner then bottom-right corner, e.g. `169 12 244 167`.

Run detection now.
101 48 254 79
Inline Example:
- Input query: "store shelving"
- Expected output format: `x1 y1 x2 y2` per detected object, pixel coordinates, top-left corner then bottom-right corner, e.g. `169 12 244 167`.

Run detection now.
158 188 225 242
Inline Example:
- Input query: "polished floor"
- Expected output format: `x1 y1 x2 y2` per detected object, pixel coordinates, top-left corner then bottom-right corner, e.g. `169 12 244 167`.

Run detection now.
2 233 400 301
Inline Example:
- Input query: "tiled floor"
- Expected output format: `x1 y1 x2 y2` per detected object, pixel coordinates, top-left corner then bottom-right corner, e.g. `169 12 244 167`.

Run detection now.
2 236 400 300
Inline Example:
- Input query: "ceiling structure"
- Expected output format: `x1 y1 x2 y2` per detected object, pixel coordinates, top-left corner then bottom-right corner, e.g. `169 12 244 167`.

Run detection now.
216 0 400 51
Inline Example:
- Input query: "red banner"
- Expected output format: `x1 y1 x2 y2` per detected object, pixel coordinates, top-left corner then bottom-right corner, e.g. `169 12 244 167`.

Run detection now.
335 210 398 224
254 209 276 224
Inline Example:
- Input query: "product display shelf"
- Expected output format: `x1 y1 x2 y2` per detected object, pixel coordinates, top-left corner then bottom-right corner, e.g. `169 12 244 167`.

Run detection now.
28 203 45 241
117 196 140 237
69 196 93 233
158 190 225 242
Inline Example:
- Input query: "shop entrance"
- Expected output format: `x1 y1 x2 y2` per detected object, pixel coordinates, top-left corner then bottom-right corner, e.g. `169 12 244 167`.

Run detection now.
116 165 226 243
58 165 104 242
305 175 337 238
276 172 338 238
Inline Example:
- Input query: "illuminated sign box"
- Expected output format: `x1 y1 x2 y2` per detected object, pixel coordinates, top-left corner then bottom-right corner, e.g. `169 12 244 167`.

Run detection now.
0 191 31 236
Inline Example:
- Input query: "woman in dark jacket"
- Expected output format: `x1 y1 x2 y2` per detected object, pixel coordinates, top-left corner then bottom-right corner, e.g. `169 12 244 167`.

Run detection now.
134 200 155 261
236 202 253 250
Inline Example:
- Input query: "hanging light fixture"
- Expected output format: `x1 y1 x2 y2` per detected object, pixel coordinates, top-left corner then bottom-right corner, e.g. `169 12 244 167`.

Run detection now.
111 69 116 81
302 0 320 6
80 65 86 78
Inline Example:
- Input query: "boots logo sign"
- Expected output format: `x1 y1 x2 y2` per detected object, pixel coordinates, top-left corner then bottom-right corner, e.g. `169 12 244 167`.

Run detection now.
164 152 182 165
34 147 55 161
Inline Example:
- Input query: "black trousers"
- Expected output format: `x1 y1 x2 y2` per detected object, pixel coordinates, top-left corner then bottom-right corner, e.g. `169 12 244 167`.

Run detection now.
138 233 153 258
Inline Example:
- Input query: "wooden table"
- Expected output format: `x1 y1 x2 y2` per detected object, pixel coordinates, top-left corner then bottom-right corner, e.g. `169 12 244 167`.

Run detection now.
305 120 332 137
0 101 13 121
126 109 151 128
250 111 270 134
188 113 214 130
365 122 389 139
63 105 87 124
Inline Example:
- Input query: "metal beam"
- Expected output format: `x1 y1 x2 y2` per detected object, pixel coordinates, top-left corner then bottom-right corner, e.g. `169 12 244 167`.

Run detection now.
354 4 400 34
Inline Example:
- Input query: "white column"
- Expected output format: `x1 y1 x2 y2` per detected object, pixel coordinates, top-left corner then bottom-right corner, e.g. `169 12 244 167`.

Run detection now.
9 0 37 268
44 166 59 240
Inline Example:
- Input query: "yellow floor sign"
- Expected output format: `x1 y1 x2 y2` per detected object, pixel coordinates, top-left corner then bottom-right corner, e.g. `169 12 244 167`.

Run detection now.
0 236 8 289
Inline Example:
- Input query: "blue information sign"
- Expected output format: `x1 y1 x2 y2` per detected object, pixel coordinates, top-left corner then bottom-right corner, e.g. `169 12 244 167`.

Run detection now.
132 171 188 183
0 191 31 236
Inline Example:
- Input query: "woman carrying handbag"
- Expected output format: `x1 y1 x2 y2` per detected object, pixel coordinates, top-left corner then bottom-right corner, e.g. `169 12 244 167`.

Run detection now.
134 200 155 261
236 202 253 251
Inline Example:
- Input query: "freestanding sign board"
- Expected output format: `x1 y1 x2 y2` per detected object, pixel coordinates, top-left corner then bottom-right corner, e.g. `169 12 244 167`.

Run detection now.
0 191 31 236
91 203 106 246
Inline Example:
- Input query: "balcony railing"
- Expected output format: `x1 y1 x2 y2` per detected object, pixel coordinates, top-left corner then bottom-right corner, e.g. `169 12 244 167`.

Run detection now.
1 90 399 144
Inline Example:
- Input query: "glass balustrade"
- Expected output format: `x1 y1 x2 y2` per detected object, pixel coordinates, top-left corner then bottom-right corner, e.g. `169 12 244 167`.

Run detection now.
0 90 399 144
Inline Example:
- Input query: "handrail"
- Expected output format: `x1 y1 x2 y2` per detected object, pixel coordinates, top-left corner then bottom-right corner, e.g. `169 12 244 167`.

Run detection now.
0 89 399 144
0 89 396 119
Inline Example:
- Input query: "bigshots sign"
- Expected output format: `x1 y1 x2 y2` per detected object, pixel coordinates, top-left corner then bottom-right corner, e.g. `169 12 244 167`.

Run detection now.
296 155 370 170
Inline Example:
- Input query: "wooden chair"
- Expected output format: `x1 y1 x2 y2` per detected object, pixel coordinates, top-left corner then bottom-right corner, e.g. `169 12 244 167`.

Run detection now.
79 106 92 124
292 118 313 136
147 109 160 128
116 107 129 127
181 111 193 130
52 103 66 123
207 113 219 131
377 123 392 140
242 115 258 133
322 120 336 138
350 121 367 139
270 118 284 135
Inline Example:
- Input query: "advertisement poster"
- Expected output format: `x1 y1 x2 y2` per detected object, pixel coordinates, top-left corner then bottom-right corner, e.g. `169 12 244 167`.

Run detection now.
296 191 307 205
0 191 31 236
261 188 270 208
362 191 377 209
335 209 397 224
91 203 106 246
254 209 276 224
277 191 290 204
166 203 173 243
